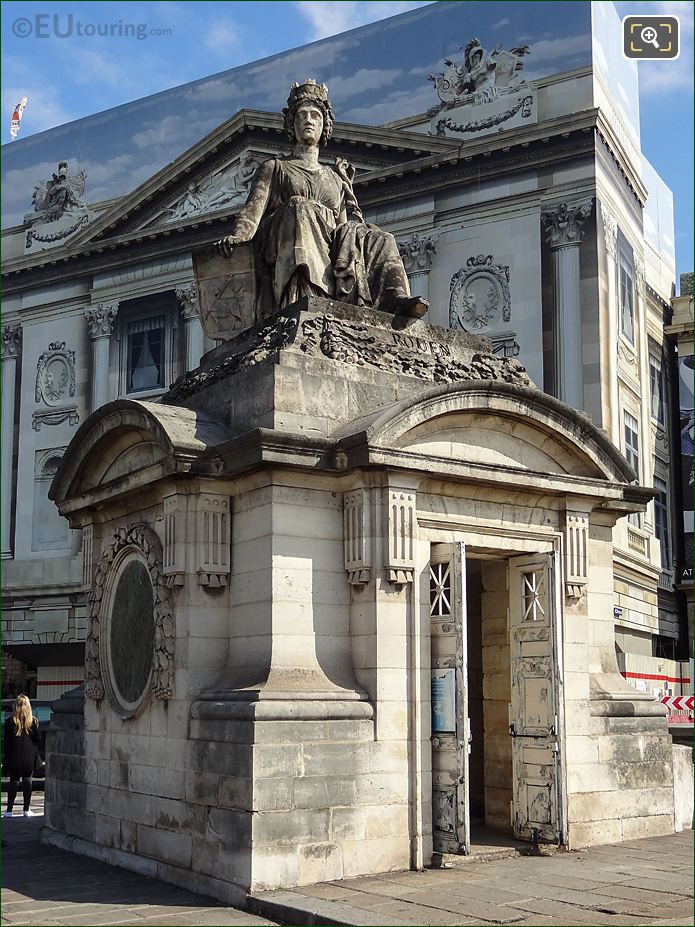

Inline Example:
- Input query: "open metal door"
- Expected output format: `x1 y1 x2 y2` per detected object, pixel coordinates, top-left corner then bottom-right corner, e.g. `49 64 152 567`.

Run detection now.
430 541 470 854
508 552 562 844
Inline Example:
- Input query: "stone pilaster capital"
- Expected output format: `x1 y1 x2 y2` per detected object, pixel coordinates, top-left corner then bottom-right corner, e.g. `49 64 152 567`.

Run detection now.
85 302 118 339
634 257 646 295
1 324 22 361
175 283 199 321
542 199 593 250
601 207 618 260
397 232 439 274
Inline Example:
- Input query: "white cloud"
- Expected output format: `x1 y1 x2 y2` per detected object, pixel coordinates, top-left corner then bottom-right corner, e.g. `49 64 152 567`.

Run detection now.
328 68 403 104
634 0 694 95
205 22 240 53
294 1 428 41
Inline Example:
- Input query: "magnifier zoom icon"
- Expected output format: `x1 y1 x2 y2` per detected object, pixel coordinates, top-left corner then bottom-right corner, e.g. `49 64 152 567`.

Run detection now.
640 26 660 48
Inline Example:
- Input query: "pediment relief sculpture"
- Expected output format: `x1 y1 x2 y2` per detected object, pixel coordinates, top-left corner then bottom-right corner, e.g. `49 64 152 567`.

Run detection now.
429 38 530 109
164 152 261 223
197 80 428 341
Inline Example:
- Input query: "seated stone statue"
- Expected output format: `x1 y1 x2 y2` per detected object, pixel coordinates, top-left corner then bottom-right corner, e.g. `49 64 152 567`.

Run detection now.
215 80 428 319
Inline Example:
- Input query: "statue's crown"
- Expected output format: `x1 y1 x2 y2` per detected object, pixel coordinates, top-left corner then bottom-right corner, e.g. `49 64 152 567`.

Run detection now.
287 79 330 110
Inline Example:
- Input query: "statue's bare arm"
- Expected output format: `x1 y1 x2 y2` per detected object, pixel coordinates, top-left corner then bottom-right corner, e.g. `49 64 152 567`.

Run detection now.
215 159 275 258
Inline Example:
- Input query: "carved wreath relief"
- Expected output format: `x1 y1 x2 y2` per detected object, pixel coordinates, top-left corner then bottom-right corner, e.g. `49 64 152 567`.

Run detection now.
449 254 511 333
85 524 175 712
33 342 79 432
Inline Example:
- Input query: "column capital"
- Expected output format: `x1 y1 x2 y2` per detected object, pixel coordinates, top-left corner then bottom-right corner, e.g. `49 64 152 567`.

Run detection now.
601 207 618 260
634 257 646 296
397 232 439 274
542 199 593 249
175 282 200 321
85 302 118 339
1 324 22 361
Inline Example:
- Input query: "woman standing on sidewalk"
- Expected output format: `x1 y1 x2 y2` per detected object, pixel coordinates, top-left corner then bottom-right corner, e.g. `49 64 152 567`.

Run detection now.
2 695 40 818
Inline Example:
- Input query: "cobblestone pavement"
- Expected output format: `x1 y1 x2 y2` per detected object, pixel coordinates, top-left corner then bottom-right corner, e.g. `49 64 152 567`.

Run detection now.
250 830 694 927
1 798 277 927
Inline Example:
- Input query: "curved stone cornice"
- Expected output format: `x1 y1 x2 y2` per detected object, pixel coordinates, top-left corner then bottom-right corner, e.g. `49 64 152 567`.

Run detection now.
49 398 230 510
335 379 638 486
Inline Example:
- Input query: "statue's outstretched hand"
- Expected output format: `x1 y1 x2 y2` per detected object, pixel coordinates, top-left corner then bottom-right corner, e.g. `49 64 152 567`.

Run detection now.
214 235 240 258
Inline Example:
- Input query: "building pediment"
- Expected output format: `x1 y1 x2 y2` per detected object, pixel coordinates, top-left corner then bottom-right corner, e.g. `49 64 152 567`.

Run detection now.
66 111 458 249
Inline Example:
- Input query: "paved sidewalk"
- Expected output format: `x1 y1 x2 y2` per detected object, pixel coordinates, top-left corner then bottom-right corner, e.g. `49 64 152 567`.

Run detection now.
2 800 692 927
1 799 277 927
249 831 694 927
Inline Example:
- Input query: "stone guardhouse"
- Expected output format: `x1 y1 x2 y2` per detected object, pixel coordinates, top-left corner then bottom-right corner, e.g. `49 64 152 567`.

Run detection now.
45 295 677 900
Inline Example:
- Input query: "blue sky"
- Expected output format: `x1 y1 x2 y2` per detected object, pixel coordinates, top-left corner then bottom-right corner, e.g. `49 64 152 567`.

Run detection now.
1 0 692 276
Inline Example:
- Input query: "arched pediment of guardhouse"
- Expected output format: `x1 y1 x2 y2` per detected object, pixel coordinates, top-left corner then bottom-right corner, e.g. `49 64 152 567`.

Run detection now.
335 381 638 490
50 399 231 517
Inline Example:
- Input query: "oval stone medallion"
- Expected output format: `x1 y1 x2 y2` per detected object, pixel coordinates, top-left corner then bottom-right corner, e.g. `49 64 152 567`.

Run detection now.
109 559 155 707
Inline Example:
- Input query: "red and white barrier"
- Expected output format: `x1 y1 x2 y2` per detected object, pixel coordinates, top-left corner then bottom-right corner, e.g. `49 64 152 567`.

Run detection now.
660 695 694 712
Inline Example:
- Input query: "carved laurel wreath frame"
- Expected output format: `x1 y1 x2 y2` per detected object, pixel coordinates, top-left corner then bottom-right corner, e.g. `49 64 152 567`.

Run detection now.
35 341 76 406
449 254 511 333
84 524 175 710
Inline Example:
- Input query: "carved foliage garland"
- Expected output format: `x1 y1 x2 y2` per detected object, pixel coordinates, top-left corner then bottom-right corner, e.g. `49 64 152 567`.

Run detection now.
85 524 175 703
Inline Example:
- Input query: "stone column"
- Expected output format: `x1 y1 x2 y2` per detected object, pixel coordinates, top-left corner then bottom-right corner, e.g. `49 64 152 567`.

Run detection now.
397 232 439 300
1 324 21 559
601 208 620 445
542 200 593 410
176 283 204 372
84 302 118 412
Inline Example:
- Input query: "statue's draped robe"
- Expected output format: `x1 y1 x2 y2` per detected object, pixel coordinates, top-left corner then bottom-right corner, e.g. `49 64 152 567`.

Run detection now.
232 156 411 311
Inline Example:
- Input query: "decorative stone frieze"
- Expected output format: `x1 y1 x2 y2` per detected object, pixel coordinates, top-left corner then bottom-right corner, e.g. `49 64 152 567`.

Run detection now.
541 200 593 249
449 254 511 333
344 488 371 585
85 523 175 702
85 302 119 339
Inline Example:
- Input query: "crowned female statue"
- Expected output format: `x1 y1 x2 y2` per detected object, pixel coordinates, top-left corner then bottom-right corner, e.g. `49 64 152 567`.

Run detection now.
215 80 428 319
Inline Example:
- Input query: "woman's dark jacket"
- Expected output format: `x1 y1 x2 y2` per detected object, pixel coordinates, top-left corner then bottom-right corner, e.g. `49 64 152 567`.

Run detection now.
2 716 40 778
